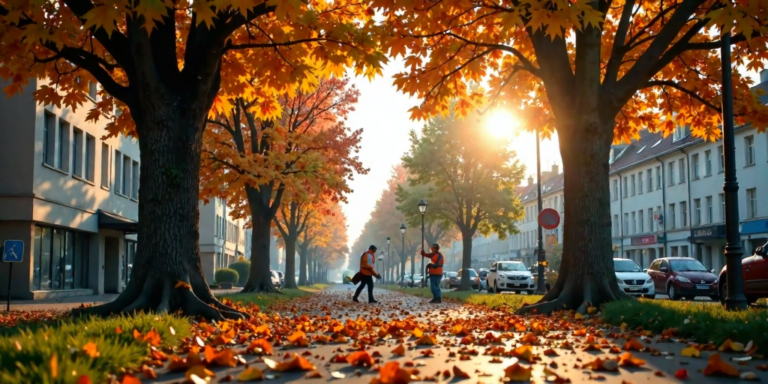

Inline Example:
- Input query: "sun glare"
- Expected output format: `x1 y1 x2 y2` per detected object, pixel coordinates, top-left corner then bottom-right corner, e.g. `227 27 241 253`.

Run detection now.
486 110 518 139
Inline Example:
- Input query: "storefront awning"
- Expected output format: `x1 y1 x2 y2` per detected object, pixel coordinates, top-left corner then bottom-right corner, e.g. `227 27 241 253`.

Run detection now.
98 210 139 234
742 219 768 235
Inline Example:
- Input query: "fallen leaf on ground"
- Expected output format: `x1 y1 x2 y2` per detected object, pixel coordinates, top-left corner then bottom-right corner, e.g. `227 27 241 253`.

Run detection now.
675 369 689 379
347 351 375 366
452 365 470 378
392 344 406 356
237 367 264 382
619 352 646 367
416 334 438 345
247 338 273 355
719 339 745 352
504 363 532 381
681 346 701 357
185 365 215 381
264 354 316 371
371 361 416 384
584 357 619 371
121 374 141 384
703 353 739 377
82 342 100 358
623 338 644 351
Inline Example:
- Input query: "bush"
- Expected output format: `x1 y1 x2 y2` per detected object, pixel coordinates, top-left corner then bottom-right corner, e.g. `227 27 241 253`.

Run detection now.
215 268 239 284
229 261 251 286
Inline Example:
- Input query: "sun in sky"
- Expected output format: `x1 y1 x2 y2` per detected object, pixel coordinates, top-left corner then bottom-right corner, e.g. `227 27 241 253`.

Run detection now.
485 109 518 139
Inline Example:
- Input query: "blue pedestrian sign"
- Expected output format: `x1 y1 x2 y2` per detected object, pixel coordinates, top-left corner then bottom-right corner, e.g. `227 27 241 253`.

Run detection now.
2 240 23 263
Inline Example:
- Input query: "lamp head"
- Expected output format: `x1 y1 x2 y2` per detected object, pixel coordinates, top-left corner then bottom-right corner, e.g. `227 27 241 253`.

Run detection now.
400 224 406 234
418 199 428 214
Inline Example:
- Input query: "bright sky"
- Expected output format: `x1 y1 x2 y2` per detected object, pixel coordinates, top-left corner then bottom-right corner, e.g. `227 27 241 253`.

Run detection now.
341 59 563 249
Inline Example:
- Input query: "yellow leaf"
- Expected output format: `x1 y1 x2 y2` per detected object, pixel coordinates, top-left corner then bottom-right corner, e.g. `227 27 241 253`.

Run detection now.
681 346 701 358
238 367 264 381
185 365 216 381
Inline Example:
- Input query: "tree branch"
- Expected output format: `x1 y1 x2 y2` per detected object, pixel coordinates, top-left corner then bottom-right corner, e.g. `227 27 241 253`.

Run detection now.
644 80 719 111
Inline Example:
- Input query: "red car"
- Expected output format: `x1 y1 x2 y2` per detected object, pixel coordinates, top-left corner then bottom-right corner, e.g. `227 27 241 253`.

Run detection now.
718 242 768 305
646 257 719 300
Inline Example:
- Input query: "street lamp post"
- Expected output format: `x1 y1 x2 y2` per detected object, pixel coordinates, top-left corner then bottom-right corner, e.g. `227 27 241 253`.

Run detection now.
720 30 748 311
534 126 547 294
418 200 428 287
386 237 391 284
400 224 406 287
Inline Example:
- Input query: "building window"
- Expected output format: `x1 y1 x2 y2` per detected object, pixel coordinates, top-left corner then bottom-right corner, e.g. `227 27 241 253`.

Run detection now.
623 213 629 235
746 188 757 219
678 159 685 184
88 81 98 100
101 143 110 189
668 162 675 186
648 209 654 232
745 135 755 166
719 193 725 223
669 203 676 229
680 201 688 227
692 154 700 179
704 150 712 176
57 120 71 171
631 212 636 234
72 128 83 177
122 155 130 196
612 179 618 201
43 112 55 165
694 198 701 226
655 166 662 189
114 150 122 192
638 173 643 194
706 196 713 224
32 225 89 290
613 215 619 236
622 177 628 198
673 125 690 141
85 134 95 181
638 210 644 233
717 145 724 173
131 160 139 200
646 169 652 192
631 175 636 196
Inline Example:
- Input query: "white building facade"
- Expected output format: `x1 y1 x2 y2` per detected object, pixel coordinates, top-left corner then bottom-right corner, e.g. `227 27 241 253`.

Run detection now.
0 79 140 300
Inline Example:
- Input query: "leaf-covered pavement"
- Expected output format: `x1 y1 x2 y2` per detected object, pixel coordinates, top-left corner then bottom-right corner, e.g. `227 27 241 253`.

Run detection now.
134 284 766 383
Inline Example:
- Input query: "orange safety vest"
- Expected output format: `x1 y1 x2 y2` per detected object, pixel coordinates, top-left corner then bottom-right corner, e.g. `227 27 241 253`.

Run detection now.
359 250 376 276
424 252 444 275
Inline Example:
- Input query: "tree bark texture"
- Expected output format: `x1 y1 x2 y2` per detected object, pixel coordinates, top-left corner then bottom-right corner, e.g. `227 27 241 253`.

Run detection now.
240 212 279 293
72 99 244 321
298 242 309 286
458 233 473 291
282 238 298 289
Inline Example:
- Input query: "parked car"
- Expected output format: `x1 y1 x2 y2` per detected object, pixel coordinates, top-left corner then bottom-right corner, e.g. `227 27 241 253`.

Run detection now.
488 261 533 294
411 274 423 287
277 271 284 287
398 274 412 287
718 241 768 305
613 258 655 299
451 268 479 290
475 269 488 291
646 257 718 301
270 270 281 288
441 271 458 289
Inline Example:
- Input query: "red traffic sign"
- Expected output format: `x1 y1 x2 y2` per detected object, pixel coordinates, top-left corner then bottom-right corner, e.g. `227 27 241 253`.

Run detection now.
538 208 561 230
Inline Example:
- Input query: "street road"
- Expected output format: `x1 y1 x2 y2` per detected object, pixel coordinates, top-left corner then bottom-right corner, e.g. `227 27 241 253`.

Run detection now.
147 283 764 383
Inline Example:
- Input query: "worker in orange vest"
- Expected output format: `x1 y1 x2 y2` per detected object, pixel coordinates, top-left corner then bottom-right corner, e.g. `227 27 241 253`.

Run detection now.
421 243 444 303
353 245 381 303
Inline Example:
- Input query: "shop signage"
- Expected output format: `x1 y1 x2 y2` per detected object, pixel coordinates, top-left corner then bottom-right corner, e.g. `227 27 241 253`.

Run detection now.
689 224 726 241
631 235 657 246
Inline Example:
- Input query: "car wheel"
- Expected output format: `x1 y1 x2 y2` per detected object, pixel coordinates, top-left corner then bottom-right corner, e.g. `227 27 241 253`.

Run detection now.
667 284 680 300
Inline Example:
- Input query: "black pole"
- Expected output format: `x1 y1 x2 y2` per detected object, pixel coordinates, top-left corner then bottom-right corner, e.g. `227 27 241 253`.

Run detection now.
420 213 426 287
720 31 747 311
401 232 405 287
535 126 547 294
386 241 390 284
6 263 12 311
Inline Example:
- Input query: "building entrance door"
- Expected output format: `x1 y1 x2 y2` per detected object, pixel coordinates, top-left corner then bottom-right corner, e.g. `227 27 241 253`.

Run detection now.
104 237 120 293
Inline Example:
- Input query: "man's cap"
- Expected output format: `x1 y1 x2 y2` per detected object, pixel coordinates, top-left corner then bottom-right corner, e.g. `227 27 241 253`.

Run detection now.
369 245 378 251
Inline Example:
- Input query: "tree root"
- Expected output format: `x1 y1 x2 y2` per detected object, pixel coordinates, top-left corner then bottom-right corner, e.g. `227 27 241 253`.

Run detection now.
515 275 633 316
240 279 282 294
71 274 246 321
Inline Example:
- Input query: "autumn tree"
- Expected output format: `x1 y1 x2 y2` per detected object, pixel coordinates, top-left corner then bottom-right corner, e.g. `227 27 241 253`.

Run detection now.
303 203 346 283
399 113 525 290
201 77 366 293
396 182 458 255
0 0 384 319
378 0 768 312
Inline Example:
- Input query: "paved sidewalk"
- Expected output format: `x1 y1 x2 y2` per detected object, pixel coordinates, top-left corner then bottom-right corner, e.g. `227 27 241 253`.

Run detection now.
4 288 241 312
145 283 767 383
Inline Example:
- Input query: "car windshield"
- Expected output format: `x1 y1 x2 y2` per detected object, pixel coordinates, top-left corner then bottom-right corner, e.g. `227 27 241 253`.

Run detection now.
613 259 642 272
447 272 458 277
498 262 527 272
670 259 708 272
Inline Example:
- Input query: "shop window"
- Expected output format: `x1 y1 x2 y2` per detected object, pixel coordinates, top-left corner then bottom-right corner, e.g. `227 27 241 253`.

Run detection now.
32 225 89 290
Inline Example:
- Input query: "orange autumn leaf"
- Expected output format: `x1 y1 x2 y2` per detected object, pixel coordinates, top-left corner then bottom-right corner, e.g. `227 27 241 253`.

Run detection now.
185 365 216 381
141 365 158 379
520 333 538 344
584 357 619 371
675 369 689 379
264 354 316 371
623 338 644 351
187 346 204 366
703 353 739 377
347 351 375 366
503 363 532 381
460 335 474 344
50 354 58 379
681 346 702 358
76 375 92 384
204 346 238 367
175 280 192 290
237 367 264 381
121 374 142 384
82 342 100 358
167 355 188 372
510 344 534 363
142 329 161 347
619 352 646 367
451 324 470 337
392 344 406 356
719 339 745 352
416 334 438 345
412 328 423 338
452 365 470 378
247 338 273 355
371 361 416 384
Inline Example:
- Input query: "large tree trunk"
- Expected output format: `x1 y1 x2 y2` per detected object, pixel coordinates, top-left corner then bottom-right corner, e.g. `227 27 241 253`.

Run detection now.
298 243 309 286
72 101 244 321
241 212 279 293
283 238 298 289
458 232 473 291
